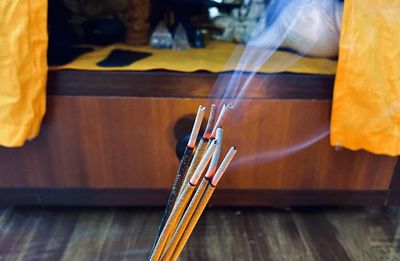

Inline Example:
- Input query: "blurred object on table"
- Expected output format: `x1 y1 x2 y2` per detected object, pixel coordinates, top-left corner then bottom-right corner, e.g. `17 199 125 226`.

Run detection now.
192 29 205 48
211 0 265 43
125 0 151 45
150 21 174 49
173 24 191 50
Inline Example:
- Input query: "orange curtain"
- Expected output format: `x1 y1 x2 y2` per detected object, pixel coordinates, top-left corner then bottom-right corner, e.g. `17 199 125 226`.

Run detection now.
0 0 48 147
331 0 400 156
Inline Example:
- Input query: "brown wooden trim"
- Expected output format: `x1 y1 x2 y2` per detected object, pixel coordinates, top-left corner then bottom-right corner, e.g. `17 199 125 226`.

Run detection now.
47 70 334 99
0 189 387 206
386 158 400 205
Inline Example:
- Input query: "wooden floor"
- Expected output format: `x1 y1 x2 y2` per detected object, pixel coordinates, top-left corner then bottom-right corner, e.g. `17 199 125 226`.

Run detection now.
0 207 399 261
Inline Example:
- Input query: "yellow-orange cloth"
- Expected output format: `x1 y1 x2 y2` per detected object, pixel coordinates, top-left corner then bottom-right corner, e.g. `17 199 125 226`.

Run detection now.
51 42 337 75
331 0 400 156
0 0 48 147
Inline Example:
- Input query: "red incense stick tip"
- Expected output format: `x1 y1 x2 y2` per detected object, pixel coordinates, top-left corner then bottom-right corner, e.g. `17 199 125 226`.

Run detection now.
210 104 232 138
203 104 217 139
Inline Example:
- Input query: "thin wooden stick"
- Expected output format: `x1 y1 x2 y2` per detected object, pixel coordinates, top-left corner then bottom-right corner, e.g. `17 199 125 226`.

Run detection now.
161 128 223 260
149 105 205 258
149 141 218 261
162 178 208 260
170 147 237 261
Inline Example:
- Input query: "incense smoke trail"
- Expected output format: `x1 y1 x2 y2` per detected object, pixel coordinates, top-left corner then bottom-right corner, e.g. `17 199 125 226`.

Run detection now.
211 0 342 103
210 0 342 166
232 128 330 168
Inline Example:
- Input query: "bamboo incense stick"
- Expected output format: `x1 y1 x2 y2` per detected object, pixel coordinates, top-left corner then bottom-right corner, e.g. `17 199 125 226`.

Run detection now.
163 104 216 248
149 105 205 258
149 140 219 261
177 104 216 197
170 147 237 261
161 128 224 260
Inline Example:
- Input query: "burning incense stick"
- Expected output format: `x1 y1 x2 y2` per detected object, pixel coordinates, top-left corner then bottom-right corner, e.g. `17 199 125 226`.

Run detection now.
161 105 205 222
170 147 237 261
210 103 232 139
162 129 224 260
205 128 223 178
149 141 219 261
178 105 216 197
203 104 217 140
187 105 207 148
149 105 205 258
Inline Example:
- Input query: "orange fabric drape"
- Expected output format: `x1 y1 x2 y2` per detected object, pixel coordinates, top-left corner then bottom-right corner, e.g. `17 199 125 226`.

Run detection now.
331 0 400 156
0 0 48 147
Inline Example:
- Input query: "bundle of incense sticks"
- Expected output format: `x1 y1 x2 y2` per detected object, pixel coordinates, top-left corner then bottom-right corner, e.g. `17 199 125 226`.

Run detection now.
149 104 237 261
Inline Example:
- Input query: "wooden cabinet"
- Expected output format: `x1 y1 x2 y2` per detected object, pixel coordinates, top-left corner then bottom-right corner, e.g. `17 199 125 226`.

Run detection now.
0 71 398 206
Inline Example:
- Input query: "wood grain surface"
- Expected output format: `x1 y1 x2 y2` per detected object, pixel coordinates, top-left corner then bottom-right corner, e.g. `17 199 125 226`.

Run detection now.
0 96 395 190
0 207 399 260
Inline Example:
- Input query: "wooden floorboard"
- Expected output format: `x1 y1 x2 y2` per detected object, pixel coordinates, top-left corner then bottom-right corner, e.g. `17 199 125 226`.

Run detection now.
0 207 399 261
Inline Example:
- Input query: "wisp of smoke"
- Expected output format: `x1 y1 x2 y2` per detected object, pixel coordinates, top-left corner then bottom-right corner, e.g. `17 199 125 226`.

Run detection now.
210 0 324 105
232 128 330 168
210 0 337 166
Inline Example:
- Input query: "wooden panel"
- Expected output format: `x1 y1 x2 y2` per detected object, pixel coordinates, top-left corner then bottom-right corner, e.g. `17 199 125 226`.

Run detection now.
0 96 396 189
47 70 335 99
